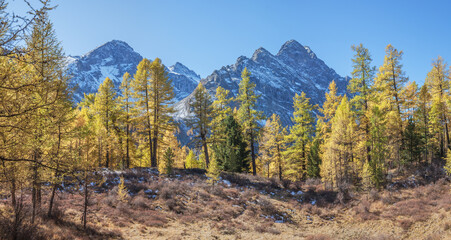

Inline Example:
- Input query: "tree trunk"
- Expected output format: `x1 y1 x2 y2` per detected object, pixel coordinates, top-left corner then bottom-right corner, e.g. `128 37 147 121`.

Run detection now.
151 129 158 168
11 176 16 209
362 67 371 165
250 130 256 175
49 125 63 217
31 152 39 224
126 123 130 168
82 172 88 230
444 115 450 150
148 128 153 167
98 137 102 167
277 144 282 181
48 182 57 218
202 133 210 168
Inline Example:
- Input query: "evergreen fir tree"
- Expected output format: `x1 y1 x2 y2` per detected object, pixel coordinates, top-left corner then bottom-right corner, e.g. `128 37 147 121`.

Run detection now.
159 147 174 175
367 105 388 188
213 115 249 173
415 85 432 163
307 137 321 178
402 118 422 164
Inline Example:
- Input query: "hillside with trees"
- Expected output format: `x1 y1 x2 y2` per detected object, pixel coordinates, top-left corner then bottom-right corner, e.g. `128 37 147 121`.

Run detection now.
0 1 450 239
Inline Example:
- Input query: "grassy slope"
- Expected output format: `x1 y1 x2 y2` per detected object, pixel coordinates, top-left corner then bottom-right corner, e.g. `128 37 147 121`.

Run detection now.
1 168 450 240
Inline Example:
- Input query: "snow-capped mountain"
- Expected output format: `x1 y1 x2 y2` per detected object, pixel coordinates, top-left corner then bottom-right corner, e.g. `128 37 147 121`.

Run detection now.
174 39 348 129
67 39 347 145
67 40 199 102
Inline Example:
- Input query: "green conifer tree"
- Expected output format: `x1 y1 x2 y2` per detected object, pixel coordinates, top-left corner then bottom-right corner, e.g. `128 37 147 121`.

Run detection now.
213 115 249 173
367 105 388 188
415 85 432 163
159 147 175 175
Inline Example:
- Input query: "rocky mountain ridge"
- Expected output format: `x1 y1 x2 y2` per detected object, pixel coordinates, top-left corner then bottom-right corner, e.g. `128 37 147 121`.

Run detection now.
66 40 200 102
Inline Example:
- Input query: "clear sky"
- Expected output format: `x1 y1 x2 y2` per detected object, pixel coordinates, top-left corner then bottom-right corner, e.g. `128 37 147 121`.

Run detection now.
9 0 451 84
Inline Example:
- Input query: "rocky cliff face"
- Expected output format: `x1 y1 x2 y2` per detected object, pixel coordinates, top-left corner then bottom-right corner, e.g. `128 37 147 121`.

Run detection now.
174 40 347 128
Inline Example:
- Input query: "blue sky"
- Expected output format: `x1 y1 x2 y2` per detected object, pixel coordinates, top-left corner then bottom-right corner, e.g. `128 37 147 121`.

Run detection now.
9 0 451 84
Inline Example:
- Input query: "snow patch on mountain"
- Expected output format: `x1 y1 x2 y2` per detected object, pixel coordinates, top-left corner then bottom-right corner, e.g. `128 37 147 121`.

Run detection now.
66 40 199 103
174 39 348 142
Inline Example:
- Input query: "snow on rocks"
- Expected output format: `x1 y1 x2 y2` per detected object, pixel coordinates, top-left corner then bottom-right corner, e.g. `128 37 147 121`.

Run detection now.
290 190 303 196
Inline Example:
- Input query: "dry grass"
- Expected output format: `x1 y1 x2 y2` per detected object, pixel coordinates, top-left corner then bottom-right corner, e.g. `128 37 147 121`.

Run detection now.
0 168 450 239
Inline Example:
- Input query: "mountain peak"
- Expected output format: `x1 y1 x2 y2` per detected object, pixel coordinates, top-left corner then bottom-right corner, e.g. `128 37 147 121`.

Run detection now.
303 46 317 59
276 39 318 61
171 62 189 71
67 40 200 103
101 40 133 50
83 40 135 58
251 47 273 62
169 62 201 83
277 40 304 54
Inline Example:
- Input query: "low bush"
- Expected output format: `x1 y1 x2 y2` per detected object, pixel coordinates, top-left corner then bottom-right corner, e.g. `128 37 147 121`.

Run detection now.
305 234 333 240
254 222 280 235
159 181 186 200
0 204 47 240
130 194 149 209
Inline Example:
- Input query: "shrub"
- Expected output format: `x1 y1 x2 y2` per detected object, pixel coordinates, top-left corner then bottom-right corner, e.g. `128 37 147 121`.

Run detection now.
368 189 380 201
254 222 280 235
381 192 395 205
138 210 168 227
130 195 149 209
165 199 186 214
0 203 47 240
117 176 129 203
159 181 186 200
398 219 413 231
45 203 65 224
305 234 332 240
444 222 450 231
103 192 118 207
159 147 175 175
